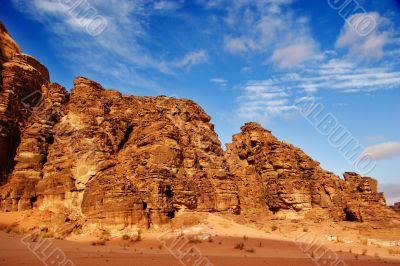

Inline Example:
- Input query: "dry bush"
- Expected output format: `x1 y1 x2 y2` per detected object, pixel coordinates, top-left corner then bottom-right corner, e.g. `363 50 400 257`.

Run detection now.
388 249 400 255
188 235 202 244
362 249 367 256
91 240 106 246
130 230 142 243
271 225 278 231
245 248 255 253
234 243 245 250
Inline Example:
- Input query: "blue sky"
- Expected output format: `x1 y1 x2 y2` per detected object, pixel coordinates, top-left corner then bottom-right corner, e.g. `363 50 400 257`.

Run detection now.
1 0 399 203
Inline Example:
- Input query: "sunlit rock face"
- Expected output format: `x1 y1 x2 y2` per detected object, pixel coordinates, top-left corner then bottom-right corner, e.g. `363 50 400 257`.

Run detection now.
0 22 397 228
225 122 397 222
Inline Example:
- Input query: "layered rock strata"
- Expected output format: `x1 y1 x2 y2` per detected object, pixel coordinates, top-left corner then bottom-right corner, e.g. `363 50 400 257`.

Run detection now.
0 21 397 228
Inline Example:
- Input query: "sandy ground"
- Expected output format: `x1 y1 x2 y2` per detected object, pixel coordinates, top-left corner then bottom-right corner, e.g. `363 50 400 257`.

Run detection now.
0 211 399 266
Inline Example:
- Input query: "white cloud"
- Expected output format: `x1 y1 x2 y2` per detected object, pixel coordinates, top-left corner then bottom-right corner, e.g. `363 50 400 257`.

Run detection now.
237 80 297 122
336 12 392 61
210 78 228 86
153 1 183 10
363 141 400 160
205 0 319 69
236 54 400 122
173 50 209 70
271 39 319 68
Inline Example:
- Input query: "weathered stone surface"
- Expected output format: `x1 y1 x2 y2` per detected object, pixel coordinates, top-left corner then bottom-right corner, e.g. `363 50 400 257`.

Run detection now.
0 22 397 230
0 21 21 68
0 51 50 185
27 77 238 227
225 122 398 222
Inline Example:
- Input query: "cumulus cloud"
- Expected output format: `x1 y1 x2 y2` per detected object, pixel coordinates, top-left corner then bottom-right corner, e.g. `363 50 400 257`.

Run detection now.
363 141 400 160
336 12 392 61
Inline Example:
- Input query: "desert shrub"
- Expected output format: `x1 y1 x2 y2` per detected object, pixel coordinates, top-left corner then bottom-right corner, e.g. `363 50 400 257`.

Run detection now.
388 249 400 255
91 240 106 246
303 228 309 232
122 234 130 241
130 230 142 242
271 225 278 231
234 243 244 250
243 235 248 241
362 249 367 256
245 248 255 253
188 235 202 244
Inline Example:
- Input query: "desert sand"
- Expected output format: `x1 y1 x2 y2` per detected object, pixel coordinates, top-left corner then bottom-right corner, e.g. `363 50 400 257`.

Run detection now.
1 211 399 266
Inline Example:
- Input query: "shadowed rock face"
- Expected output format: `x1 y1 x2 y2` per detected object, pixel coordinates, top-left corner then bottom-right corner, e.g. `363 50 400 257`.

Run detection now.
0 22 397 227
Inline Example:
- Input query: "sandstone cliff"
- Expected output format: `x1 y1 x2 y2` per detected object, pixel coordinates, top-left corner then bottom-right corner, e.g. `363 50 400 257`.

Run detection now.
0 21 397 230
226 123 396 222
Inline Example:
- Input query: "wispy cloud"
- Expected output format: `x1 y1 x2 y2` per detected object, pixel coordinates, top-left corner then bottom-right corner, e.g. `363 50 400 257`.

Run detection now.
363 141 400 160
336 12 393 62
236 80 297 122
173 50 209 70
236 55 400 122
153 1 183 11
210 78 228 87
201 0 319 68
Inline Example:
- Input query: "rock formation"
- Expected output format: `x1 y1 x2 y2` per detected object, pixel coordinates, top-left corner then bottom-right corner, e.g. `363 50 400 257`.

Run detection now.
225 123 396 222
0 21 397 229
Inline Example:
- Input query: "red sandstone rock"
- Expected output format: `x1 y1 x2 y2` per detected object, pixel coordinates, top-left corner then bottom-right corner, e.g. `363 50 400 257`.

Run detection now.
0 22 397 231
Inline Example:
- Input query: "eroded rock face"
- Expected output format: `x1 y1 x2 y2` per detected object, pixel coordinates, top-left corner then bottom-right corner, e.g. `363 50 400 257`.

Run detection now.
25 77 238 227
0 51 50 185
225 123 397 222
0 22 397 228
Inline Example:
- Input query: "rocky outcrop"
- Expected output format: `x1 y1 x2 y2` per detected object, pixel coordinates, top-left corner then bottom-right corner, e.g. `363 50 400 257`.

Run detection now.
2 76 239 227
0 51 50 185
0 22 397 229
225 122 397 222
